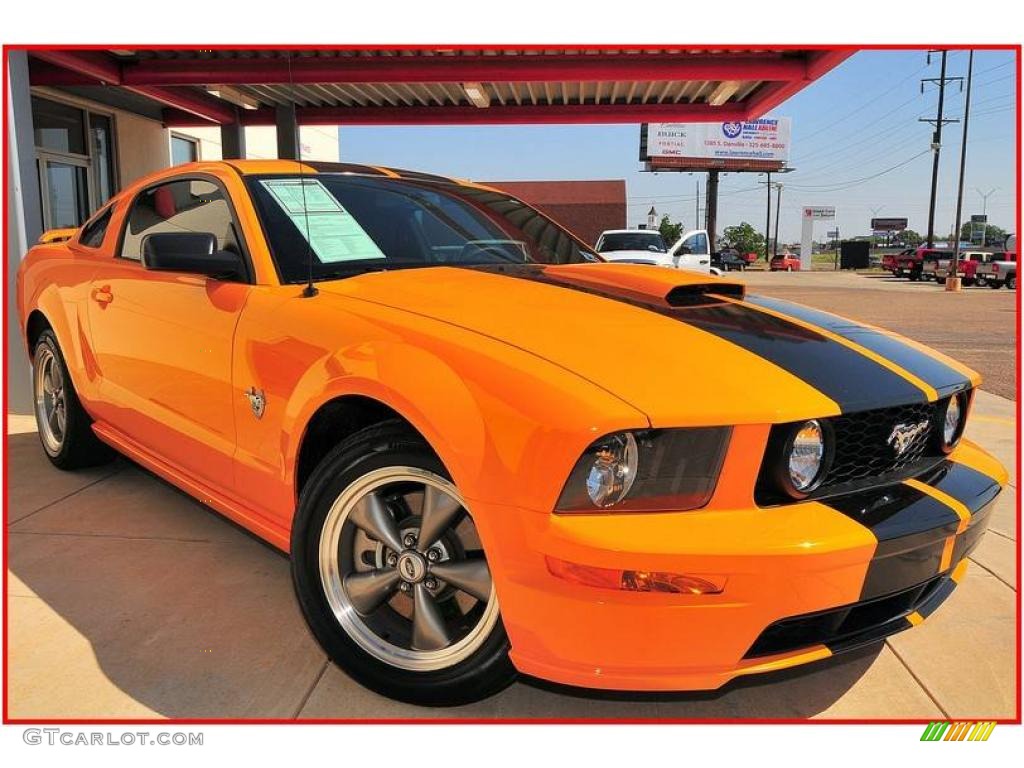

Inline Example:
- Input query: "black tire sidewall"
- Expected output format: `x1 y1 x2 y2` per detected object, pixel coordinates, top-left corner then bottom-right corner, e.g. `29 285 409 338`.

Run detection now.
290 422 516 706
33 331 112 469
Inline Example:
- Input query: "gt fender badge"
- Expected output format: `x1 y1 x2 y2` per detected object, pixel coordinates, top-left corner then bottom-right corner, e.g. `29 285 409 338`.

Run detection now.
245 387 266 419
887 420 929 457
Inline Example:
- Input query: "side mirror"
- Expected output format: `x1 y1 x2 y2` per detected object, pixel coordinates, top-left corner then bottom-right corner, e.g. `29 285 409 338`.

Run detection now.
142 232 245 281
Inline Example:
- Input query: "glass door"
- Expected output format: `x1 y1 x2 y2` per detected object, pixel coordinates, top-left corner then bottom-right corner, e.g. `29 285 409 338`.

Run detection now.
38 155 91 229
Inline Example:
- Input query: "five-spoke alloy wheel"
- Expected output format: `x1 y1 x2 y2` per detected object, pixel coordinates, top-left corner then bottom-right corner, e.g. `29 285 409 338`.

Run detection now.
291 420 516 705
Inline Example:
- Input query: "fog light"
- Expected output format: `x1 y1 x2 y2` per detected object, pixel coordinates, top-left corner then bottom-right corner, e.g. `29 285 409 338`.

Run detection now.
546 557 725 594
787 419 826 493
939 392 968 452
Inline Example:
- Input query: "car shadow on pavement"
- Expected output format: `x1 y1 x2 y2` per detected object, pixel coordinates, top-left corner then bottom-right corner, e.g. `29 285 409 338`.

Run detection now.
7 431 882 720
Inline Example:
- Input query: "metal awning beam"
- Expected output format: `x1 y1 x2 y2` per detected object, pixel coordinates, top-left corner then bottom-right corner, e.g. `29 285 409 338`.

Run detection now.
164 101 748 127
29 51 239 124
120 53 809 86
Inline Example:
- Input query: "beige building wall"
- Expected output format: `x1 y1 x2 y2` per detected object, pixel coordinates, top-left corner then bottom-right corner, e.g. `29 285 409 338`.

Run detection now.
177 125 340 163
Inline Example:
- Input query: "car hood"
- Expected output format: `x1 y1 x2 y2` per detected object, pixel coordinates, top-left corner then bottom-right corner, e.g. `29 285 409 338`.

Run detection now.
319 263 975 426
599 250 674 266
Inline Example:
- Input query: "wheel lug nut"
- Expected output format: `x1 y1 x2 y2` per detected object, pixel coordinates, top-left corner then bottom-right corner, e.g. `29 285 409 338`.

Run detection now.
399 582 411 593
425 578 438 590
427 549 440 562
386 553 398 567
403 534 417 547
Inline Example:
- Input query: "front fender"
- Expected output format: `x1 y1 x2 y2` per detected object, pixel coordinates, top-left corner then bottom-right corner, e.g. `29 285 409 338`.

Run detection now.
280 335 646 513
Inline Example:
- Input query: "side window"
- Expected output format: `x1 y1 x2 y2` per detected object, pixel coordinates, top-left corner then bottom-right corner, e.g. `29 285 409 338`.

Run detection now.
79 206 113 248
119 178 241 262
695 233 709 254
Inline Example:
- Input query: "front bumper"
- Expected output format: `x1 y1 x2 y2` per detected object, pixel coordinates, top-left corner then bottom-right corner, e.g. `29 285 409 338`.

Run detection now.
478 438 1005 692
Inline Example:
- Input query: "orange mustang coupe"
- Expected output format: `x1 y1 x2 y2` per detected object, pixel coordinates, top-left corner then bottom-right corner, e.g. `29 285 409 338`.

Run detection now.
17 160 1006 705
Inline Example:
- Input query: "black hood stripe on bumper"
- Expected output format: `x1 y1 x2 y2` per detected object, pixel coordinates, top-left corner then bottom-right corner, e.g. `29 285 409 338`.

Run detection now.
462 264 925 413
745 295 973 399
823 459 999 601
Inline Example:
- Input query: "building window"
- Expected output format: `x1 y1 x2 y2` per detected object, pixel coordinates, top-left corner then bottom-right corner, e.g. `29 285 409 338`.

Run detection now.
31 96 119 230
171 134 199 165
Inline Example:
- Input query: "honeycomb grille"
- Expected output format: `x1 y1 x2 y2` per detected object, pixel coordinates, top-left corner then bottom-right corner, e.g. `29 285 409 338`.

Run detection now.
756 399 952 505
825 401 936 487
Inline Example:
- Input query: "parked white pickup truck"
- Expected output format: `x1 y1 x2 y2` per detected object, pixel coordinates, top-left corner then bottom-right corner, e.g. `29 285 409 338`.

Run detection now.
595 228 720 275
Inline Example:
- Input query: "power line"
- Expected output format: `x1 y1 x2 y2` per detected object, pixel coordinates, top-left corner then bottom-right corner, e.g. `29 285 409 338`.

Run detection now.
782 150 932 192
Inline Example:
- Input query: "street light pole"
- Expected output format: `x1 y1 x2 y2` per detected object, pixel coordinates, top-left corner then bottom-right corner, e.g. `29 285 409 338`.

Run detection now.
948 50 974 292
975 187 997 246
921 50 961 249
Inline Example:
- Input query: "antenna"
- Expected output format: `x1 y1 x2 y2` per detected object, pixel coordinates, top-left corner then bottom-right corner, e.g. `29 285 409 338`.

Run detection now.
286 52 318 298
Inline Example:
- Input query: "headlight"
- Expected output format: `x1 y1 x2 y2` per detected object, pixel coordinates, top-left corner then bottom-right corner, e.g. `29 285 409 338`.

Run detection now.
938 392 968 452
585 432 638 507
787 420 827 493
556 427 731 513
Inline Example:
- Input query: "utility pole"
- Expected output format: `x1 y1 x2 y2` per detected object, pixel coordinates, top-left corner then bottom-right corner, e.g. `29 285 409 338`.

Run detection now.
948 50 974 290
764 171 772 262
695 179 700 231
921 50 962 249
975 187 997 245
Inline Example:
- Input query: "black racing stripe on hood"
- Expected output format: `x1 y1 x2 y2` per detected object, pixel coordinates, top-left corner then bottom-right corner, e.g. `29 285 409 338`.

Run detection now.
826 484 960 600
745 295 972 398
460 263 927 412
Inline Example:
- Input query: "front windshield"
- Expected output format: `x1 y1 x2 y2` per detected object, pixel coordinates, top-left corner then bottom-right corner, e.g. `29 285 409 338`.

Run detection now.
597 232 667 253
247 174 598 283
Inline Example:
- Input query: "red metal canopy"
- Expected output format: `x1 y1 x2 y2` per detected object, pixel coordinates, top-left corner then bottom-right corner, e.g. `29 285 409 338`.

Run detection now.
27 47 853 126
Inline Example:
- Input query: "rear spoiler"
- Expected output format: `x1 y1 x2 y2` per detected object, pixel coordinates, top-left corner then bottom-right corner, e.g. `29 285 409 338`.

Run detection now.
38 228 78 245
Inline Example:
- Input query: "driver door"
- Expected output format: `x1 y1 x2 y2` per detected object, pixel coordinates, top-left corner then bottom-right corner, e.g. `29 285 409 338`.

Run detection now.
86 176 252 491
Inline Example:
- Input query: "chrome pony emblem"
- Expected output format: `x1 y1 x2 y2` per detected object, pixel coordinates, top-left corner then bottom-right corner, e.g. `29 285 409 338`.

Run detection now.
244 387 266 419
887 420 929 457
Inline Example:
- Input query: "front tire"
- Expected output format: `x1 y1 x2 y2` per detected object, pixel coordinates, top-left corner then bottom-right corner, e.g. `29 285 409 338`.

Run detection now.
291 420 516 705
32 330 114 469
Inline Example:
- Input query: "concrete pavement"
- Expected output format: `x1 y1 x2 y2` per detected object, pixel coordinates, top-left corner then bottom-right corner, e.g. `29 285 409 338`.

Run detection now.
5 386 1017 720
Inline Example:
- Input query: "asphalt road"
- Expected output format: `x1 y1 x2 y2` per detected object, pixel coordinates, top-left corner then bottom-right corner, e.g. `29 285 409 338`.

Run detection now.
736 271 1018 400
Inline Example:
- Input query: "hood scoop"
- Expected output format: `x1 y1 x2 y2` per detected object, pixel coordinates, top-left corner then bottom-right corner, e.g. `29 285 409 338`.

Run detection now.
665 282 744 306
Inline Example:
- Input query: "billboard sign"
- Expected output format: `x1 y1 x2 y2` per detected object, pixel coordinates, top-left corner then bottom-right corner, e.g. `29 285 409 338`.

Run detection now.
642 118 791 166
971 214 988 224
871 217 908 231
803 206 835 220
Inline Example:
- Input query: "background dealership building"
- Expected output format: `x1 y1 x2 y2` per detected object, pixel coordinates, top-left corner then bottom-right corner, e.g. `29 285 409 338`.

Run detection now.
6 47 847 411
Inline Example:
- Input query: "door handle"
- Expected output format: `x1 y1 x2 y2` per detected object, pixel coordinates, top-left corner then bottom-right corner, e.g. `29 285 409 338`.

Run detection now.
92 285 114 307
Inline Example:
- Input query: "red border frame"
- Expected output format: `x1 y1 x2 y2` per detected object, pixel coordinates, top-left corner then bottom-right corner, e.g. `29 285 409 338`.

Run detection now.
2 42 1021 726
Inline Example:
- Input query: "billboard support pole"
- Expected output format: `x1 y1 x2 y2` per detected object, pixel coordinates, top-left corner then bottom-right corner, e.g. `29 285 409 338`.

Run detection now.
764 171 772 263
706 171 719 252
773 182 783 257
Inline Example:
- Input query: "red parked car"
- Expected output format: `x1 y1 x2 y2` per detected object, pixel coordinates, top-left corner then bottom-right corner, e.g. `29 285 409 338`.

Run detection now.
770 253 801 271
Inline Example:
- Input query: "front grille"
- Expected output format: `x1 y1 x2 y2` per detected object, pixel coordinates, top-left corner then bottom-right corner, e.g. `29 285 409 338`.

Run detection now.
827 401 935 486
755 398 954 505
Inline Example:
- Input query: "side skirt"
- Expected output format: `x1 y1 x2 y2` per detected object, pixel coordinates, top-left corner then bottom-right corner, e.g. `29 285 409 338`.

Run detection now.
90 421 291 552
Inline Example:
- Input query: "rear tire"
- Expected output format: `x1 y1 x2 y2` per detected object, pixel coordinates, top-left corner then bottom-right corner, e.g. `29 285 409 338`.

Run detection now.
32 330 115 470
291 420 516 705
989 280 1003 289
1007 275 1016 290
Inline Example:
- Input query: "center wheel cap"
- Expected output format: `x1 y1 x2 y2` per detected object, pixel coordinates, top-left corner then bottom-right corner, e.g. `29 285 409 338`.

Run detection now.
397 551 428 583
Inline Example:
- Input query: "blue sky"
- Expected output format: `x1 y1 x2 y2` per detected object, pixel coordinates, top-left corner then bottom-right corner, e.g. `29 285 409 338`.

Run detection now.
334 50 1016 243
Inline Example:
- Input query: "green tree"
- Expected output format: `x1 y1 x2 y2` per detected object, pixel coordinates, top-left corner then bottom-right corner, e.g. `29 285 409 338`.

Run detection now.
902 229 923 247
959 222 1007 245
658 215 684 247
721 222 766 257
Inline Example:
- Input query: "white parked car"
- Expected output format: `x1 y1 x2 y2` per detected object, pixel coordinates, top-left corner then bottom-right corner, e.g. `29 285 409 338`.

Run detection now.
594 228 719 275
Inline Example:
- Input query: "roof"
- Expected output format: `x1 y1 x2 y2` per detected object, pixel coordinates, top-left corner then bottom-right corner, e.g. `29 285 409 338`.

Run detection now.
25 46 853 126
485 179 625 205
